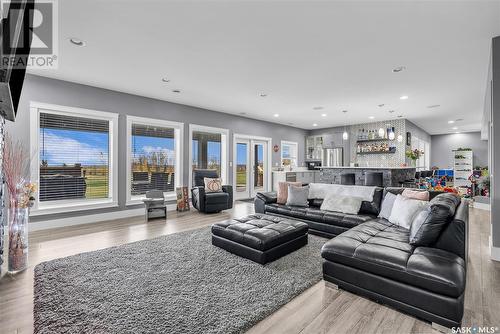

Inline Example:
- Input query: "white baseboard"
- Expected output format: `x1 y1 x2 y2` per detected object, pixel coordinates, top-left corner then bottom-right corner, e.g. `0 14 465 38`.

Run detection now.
472 201 491 211
28 204 177 232
489 236 500 262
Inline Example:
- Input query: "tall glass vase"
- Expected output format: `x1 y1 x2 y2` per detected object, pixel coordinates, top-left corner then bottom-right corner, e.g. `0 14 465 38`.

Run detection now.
8 196 29 274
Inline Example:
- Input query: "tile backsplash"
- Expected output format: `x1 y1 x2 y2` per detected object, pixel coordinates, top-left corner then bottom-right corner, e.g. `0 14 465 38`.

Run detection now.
349 119 407 167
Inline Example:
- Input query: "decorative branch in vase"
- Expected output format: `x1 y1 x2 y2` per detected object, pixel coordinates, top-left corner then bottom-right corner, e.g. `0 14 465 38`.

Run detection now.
3 133 35 274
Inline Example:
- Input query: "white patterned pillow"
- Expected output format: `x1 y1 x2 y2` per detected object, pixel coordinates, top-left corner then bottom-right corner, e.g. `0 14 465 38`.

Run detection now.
204 177 222 193
320 194 363 215
388 195 427 229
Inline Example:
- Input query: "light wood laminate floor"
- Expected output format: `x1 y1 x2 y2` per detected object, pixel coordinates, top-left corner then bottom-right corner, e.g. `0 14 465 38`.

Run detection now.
0 202 498 334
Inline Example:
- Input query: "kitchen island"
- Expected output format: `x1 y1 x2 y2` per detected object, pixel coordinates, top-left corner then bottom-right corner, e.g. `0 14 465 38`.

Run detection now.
317 166 416 187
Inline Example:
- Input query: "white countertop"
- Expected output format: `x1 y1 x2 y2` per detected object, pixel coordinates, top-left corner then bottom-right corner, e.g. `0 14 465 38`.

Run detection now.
316 166 416 170
272 169 318 173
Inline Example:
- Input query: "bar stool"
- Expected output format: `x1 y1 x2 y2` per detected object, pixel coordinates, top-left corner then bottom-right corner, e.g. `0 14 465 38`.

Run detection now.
340 173 356 185
340 173 356 186
364 172 384 187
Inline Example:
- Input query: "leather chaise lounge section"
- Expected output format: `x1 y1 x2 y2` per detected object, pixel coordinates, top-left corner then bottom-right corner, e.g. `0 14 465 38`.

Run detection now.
254 186 468 328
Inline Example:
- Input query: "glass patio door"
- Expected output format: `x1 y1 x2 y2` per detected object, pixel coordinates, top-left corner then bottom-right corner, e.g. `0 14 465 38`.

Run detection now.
234 138 268 199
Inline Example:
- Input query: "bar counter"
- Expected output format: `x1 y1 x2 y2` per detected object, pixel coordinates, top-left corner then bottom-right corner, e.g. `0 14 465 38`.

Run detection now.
316 166 416 187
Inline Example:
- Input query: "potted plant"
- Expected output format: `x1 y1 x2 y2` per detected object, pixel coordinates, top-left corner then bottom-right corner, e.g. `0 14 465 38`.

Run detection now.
406 149 424 167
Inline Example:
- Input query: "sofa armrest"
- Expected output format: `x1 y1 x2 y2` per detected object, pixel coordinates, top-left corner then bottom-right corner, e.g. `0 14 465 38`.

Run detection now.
191 186 206 212
255 191 277 204
254 191 277 214
222 185 233 209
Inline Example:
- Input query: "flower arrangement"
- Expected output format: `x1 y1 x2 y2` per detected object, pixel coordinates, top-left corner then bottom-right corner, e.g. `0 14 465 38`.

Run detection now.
405 149 424 161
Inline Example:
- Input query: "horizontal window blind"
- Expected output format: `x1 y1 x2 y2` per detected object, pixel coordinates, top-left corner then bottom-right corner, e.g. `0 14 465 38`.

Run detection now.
131 123 176 195
39 112 110 202
192 131 222 181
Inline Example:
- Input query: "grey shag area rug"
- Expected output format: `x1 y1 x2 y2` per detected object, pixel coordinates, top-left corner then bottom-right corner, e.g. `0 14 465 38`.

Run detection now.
34 226 326 334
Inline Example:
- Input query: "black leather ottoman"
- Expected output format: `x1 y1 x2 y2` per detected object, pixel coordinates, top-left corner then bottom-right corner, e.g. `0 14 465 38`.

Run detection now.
211 214 309 264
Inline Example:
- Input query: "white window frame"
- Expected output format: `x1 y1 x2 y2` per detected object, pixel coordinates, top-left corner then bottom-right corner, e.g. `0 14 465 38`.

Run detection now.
126 115 184 205
188 124 229 190
281 140 299 167
29 102 119 216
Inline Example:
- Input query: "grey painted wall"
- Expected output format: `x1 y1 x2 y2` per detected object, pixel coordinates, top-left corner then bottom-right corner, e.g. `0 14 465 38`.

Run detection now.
430 132 488 169
491 36 500 249
6 75 308 222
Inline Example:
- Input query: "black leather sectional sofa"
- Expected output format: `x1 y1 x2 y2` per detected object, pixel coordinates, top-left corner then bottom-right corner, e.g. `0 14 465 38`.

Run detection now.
254 187 468 328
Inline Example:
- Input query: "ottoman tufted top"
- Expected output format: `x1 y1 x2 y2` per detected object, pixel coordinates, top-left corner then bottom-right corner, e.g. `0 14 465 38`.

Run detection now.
212 214 308 251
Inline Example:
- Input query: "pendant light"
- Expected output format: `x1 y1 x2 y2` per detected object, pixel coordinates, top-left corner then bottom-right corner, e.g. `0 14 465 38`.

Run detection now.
389 130 395 140
397 134 403 142
342 110 349 140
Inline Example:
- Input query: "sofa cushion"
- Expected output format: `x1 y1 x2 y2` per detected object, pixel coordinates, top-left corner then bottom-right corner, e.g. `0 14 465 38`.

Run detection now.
277 181 302 204
359 187 383 216
388 195 427 229
286 185 309 207
265 203 373 229
320 194 363 214
321 219 466 298
410 193 461 246
306 186 383 216
211 214 308 251
205 192 229 204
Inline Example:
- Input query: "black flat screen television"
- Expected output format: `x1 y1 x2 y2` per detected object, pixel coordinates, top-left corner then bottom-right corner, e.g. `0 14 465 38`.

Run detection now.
0 0 34 121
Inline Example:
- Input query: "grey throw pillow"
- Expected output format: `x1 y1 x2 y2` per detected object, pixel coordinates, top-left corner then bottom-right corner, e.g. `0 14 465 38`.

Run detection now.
378 192 397 220
286 185 309 207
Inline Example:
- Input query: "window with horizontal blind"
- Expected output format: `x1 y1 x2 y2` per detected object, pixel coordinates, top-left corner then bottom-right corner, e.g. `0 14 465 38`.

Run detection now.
30 103 118 213
189 125 228 189
39 112 111 202
127 116 183 202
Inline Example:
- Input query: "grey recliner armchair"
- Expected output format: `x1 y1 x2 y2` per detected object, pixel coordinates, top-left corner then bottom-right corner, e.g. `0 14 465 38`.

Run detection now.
191 169 233 213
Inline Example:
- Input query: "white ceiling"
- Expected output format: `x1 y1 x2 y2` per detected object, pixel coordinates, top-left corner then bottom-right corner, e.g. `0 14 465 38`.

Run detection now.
29 0 500 135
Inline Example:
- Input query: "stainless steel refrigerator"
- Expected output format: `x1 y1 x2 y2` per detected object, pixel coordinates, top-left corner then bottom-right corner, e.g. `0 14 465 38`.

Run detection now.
322 148 344 167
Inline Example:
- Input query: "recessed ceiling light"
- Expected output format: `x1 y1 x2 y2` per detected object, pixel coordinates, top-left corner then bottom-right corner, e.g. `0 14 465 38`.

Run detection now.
455 131 461 134
455 118 463 122
69 37 86 46
239 112 247 115
313 106 324 110
378 104 385 107
172 89 181 93
448 120 455 124
312 123 318 127
388 110 395 113
452 127 458 130
260 93 267 97
397 115 403 118
392 66 406 73
161 78 170 83
369 116 375 119
427 104 440 109
273 113 279 117
400 95 409 100
321 113 327 117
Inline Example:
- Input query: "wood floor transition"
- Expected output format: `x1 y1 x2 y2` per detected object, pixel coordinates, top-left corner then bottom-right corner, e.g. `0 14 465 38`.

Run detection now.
0 201 499 333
